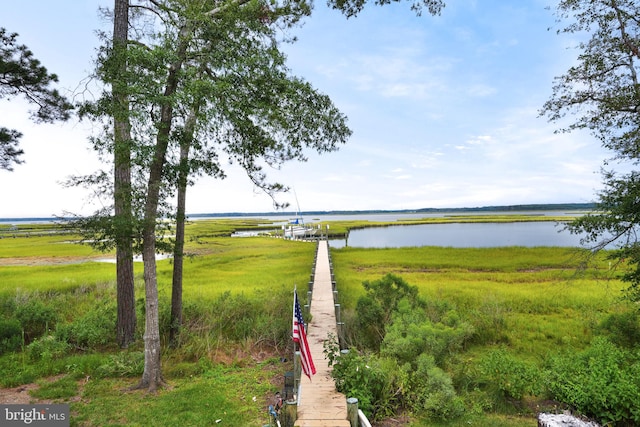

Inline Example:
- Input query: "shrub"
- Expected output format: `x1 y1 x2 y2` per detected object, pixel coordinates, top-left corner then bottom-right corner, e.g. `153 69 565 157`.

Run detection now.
326 335 465 422
409 354 465 421
325 336 407 419
56 302 116 349
354 274 422 351
328 348 380 415
546 337 640 425
0 318 22 354
597 310 640 348
15 300 57 343
26 335 70 362
381 299 474 366
479 348 542 401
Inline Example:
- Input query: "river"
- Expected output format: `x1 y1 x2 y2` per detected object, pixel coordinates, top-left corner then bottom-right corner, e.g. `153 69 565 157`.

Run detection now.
327 221 585 249
2 210 596 249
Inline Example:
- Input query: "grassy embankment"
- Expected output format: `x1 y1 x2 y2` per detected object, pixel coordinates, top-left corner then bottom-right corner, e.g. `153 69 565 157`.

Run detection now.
0 215 630 426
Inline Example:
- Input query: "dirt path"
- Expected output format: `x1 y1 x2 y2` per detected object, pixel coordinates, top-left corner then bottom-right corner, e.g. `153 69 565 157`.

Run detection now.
0 382 42 404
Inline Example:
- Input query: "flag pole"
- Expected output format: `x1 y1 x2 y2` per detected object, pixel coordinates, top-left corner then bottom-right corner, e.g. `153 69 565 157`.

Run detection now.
292 285 297 352
292 285 300 398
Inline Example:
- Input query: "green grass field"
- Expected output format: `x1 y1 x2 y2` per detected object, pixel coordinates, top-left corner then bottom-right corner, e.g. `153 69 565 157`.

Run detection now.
0 218 632 426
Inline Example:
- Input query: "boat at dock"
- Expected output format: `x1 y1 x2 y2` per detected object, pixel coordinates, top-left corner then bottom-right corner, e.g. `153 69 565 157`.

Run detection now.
283 217 317 239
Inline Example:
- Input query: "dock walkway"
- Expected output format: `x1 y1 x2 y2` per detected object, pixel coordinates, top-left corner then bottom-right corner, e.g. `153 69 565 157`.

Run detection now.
294 240 350 427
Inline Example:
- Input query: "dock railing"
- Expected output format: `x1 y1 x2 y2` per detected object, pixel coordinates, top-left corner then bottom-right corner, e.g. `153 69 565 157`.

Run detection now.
274 238 373 427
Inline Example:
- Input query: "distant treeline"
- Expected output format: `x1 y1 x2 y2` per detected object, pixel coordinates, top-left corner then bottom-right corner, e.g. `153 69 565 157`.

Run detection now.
188 203 597 218
1 203 596 223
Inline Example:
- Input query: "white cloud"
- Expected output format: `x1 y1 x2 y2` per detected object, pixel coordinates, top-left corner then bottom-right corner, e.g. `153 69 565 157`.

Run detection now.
0 1 612 217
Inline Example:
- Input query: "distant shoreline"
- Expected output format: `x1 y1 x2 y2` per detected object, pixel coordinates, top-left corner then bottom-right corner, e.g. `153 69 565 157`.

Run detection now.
188 202 596 219
0 202 595 223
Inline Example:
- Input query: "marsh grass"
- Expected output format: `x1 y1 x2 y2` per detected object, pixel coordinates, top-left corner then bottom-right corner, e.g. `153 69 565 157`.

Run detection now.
0 233 106 259
332 246 623 360
0 264 119 296
319 214 576 237
0 218 629 426
0 223 314 425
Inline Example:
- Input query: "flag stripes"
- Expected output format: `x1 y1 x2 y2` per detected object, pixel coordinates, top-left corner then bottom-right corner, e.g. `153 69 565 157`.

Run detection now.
293 289 316 379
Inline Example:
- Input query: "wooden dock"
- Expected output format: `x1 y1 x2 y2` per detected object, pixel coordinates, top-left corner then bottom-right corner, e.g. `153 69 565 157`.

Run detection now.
294 240 350 427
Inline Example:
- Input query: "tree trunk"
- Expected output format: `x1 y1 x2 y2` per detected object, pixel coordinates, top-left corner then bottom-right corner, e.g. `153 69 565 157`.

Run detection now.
137 117 171 392
113 0 136 348
169 145 188 346
136 24 190 391
169 106 198 346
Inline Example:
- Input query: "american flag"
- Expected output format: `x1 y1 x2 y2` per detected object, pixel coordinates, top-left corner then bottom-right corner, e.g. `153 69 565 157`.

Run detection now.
293 289 316 379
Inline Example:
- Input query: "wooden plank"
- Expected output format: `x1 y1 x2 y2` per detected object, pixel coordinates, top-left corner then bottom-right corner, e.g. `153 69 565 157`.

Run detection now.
294 241 349 426
294 420 351 427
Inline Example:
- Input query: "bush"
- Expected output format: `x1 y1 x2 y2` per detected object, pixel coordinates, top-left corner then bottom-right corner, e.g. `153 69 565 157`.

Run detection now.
328 348 381 415
56 302 116 349
326 335 465 422
546 337 640 425
325 335 406 419
354 274 422 351
597 310 640 348
409 354 465 421
0 318 22 354
381 299 474 366
26 335 70 362
479 348 542 401
15 300 57 343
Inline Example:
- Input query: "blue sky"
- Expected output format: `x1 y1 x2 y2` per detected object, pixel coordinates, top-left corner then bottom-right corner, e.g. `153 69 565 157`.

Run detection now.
0 0 608 217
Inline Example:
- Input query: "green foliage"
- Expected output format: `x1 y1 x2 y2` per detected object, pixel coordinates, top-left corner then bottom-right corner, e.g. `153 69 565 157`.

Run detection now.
0 317 22 354
381 299 474 366
543 0 640 304
95 351 144 378
325 337 404 418
597 309 640 349
479 348 542 401
182 286 291 347
332 274 470 422
546 337 640 426
354 273 423 350
467 300 509 346
26 335 70 362
15 300 57 343
55 301 116 349
409 354 465 421
0 28 73 171
0 358 38 387
328 0 444 19
1 224 635 425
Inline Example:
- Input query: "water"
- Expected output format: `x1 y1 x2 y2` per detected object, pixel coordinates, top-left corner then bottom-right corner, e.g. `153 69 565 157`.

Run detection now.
196 211 595 248
328 221 587 249
2 211 594 249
